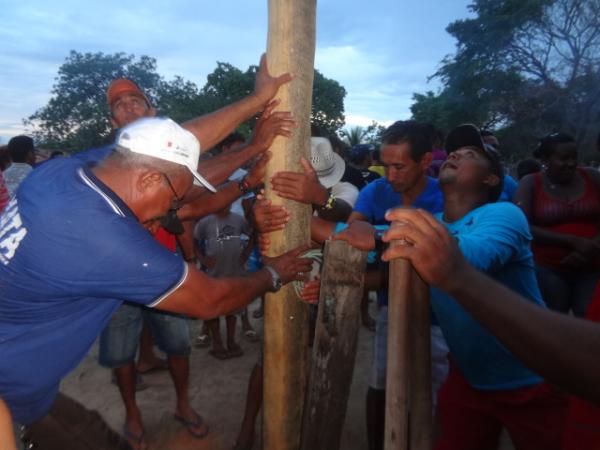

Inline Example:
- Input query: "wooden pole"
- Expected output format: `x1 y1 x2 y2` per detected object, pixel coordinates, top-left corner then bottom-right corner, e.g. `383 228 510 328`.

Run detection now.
300 240 368 450
385 232 433 450
384 247 411 450
263 1 316 449
408 269 432 450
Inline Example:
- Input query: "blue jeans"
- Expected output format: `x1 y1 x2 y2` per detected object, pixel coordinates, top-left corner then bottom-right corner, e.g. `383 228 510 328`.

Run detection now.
99 302 190 368
535 266 599 317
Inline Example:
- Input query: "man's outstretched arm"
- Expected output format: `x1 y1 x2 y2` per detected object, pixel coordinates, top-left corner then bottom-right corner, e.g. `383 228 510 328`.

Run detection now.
380 207 600 405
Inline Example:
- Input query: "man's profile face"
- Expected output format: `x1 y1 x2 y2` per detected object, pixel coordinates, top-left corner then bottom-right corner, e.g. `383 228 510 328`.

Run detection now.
110 94 154 128
439 147 498 193
139 170 193 230
380 142 427 193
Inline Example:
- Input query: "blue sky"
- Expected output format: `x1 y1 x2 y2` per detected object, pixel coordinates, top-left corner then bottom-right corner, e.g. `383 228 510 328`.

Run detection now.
0 0 473 143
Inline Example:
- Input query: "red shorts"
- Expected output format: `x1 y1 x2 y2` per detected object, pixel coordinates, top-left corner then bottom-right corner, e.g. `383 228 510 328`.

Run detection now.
435 366 568 450
562 282 600 450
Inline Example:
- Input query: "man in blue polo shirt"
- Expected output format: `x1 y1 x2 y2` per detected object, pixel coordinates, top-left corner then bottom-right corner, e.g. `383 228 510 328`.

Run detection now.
348 120 444 450
0 117 312 449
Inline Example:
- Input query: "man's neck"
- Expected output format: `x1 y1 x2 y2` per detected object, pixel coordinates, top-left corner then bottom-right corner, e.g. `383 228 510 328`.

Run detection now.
442 188 488 222
401 174 428 206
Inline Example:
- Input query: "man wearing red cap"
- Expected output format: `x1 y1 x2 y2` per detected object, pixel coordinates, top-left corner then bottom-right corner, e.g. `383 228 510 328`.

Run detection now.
75 55 293 449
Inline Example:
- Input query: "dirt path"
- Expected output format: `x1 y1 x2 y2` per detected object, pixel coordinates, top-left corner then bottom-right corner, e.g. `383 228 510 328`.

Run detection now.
60 300 513 449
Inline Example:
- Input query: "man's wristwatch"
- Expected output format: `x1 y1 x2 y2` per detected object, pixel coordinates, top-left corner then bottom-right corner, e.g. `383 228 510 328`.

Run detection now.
263 265 283 292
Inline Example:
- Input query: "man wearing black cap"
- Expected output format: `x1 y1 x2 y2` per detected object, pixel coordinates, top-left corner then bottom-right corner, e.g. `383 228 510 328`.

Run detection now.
4 135 36 195
330 123 567 449
428 124 566 450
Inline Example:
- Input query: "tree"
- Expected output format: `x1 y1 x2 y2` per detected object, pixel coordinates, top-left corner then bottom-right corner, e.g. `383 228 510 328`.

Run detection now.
411 0 600 160
26 51 347 152
25 51 161 151
340 126 368 147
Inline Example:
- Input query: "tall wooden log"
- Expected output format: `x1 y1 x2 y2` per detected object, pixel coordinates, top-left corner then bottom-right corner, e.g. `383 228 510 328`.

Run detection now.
408 269 432 450
384 251 412 450
263 1 316 449
300 240 368 450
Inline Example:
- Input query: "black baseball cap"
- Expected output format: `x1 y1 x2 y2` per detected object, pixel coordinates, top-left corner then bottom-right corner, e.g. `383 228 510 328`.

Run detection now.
445 124 504 201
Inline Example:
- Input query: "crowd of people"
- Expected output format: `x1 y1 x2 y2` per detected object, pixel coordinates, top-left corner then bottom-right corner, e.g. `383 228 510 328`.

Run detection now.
1 51 600 450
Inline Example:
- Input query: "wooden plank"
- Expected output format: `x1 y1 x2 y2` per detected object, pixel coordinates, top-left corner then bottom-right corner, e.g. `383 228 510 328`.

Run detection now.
300 240 368 450
263 1 316 449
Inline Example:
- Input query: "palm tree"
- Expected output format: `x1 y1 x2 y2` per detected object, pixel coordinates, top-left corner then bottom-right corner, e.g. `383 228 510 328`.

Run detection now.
341 126 368 146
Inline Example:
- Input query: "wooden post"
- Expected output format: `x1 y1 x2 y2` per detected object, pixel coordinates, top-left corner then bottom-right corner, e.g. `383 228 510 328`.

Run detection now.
384 253 411 450
385 236 433 450
300 240 368 450
408 270 432 450
263 1 316 450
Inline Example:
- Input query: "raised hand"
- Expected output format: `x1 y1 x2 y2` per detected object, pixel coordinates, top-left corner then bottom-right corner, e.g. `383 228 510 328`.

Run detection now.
254 53 294 105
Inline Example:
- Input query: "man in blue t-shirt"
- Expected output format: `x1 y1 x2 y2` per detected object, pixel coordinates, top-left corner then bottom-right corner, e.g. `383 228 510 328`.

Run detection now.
75 64 293 447
0 117 312 448
348 120 444 450
427 124 566 450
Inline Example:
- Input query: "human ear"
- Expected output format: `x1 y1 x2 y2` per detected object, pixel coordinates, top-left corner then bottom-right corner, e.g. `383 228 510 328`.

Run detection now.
137 170 163 194
483 173 501 189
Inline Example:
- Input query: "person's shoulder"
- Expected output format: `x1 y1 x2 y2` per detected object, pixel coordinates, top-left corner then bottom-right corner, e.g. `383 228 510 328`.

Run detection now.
504 174 518 185
72 143 115 164
477 202 529 229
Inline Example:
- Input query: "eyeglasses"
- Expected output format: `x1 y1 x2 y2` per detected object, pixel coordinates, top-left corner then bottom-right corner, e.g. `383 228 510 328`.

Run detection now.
161 172 184 210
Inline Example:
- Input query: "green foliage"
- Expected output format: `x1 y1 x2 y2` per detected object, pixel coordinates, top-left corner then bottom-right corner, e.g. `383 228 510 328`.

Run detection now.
340 126 368 147
311 69 346 135
25 51 161 151
410 0 600 160
26 51 347 152
340 122 385 147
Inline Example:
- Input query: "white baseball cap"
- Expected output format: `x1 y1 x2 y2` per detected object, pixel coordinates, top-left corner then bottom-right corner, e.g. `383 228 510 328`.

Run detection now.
116 117 216 192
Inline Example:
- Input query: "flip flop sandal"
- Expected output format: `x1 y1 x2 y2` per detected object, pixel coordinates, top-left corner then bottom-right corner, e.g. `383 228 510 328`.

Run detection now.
123 425 147 450
243 329 260 342
195 333 211 348
174 412 210 439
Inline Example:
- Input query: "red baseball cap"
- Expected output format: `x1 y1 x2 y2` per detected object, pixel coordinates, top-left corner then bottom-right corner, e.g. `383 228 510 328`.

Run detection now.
106 78 150 108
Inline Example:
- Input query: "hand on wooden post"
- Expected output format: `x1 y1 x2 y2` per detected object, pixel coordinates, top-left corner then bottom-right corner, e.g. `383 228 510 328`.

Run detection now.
245 151 272 190
252 195 291 234
254 53 294 105
271 157 329 205
382 208 467 290
250 100 296 152
299 277 321 304
331 220 376 251
263 245 314 285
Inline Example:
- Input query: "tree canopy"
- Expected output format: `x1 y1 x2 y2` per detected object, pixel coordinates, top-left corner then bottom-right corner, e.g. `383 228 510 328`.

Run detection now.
410 0 600 160
27 51 346 152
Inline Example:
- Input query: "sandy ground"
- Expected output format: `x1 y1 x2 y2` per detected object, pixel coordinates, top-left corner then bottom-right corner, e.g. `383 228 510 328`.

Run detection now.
61 299 513 450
